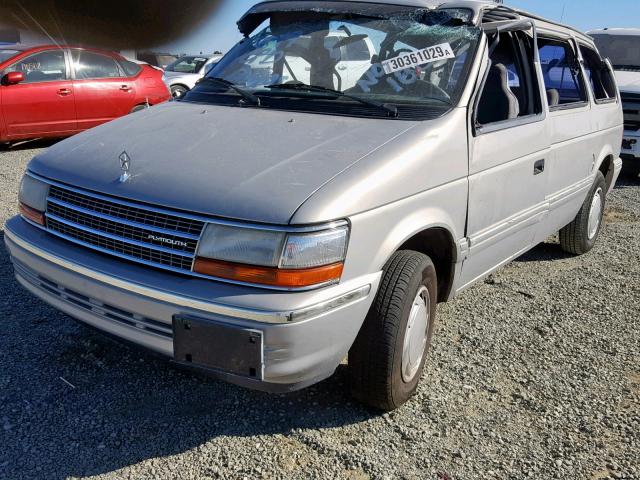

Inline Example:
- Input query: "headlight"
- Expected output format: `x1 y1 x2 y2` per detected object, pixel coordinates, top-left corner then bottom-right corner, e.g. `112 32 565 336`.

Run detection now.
18 174 48 225
193 223 349 289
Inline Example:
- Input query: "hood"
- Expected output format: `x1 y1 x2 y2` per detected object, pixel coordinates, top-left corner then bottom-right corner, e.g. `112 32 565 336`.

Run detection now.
30 101 417 224
163 70 200 80
615 70 640 94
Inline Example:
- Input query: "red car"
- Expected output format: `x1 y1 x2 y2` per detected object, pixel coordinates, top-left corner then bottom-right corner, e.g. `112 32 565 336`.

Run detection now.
0 45 170 144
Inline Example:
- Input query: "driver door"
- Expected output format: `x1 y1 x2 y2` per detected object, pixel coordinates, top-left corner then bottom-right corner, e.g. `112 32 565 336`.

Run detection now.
459 27 550 289
1 48 77 139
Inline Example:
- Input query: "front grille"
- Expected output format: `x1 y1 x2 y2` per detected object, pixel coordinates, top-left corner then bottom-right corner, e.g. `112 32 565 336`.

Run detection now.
49 186 203 235
621 92 640 103
45 185 205 274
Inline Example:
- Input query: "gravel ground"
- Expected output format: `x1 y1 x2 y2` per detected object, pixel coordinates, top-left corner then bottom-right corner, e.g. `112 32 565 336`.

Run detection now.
0 141 638 480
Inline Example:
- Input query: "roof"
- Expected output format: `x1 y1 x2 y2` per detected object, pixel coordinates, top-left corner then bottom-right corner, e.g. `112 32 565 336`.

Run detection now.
238 0 594 42
587 28 640 36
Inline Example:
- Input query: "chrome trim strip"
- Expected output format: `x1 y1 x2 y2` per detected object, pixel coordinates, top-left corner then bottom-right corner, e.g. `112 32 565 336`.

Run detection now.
289 285 371 322
46 212 196 258
6 227 371 324
29 171 348 233
47 196 202 240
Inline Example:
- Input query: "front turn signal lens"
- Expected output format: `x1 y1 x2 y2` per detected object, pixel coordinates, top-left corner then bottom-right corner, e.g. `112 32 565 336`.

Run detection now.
19 202 45 226
193 258 344 288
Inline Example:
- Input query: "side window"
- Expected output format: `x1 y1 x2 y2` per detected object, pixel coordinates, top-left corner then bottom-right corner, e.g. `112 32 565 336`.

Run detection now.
580 45 617 102
538 38 587 107
72 51 122 80
7 50 66 83
476 32 542 126
119 59 142 77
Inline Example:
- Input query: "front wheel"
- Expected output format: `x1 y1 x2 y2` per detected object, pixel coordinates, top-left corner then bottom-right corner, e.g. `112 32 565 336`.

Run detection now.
349 250 437 411
559 171 606 255
171 85 189 99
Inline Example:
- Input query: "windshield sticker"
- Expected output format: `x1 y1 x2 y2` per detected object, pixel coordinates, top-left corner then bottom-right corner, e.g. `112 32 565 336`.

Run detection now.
381 43 455 75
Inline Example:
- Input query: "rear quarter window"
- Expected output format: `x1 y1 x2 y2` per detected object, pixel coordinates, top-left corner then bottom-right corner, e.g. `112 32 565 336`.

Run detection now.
120 59 142 77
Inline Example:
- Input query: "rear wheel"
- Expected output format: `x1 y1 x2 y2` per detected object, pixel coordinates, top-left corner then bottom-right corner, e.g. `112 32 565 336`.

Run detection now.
349 250 437 411
171 85 189 99
559 171 606 255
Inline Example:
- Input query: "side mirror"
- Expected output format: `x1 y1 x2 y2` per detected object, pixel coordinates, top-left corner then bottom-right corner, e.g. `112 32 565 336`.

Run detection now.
2 71 25 85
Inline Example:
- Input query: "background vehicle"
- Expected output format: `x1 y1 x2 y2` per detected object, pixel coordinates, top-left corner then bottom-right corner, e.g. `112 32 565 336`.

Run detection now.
590 28 640 177
136 52 178 70
163 54 223 98
0 45 171 144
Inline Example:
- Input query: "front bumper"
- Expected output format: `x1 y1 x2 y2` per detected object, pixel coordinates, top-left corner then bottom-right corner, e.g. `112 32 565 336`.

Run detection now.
4 216 380 392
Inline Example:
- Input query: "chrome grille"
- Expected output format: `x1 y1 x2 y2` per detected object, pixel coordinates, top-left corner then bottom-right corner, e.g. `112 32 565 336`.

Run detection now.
48 186 204 235
45 185 205 273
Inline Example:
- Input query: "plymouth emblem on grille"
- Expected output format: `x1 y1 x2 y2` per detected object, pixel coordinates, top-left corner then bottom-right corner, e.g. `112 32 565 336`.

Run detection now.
147 234 188 248
119 151 131 183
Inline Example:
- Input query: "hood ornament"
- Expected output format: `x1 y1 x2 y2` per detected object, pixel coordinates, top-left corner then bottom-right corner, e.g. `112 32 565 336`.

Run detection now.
119 151 131 183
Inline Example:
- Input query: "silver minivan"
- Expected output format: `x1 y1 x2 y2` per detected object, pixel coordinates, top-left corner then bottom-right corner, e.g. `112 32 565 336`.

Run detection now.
6 0 623 410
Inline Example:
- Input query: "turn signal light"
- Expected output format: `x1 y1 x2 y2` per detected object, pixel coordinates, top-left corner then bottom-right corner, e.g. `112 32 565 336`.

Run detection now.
193 258 344 288
19 202 45 226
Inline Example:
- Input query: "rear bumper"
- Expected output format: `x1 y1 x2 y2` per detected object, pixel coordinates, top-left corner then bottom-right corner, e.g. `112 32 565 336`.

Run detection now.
4 216 380 392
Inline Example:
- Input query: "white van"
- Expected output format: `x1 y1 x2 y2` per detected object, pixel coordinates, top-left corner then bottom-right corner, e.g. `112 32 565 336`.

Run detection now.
6 1 624 410
589 28 640 176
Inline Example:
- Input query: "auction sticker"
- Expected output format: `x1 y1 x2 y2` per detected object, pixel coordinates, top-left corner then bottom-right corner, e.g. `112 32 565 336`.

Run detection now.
381 43 455 74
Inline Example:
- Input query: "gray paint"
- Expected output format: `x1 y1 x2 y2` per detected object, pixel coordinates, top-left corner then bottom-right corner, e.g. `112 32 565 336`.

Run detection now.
29 101 418 224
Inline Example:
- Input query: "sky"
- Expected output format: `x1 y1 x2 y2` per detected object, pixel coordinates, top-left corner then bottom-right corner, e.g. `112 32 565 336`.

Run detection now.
162 0 640 55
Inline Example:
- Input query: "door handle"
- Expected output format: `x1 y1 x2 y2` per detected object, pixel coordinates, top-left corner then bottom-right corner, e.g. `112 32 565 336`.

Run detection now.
534 159 545 175
337 65 348 71
120 85 132 92
57 88 72 96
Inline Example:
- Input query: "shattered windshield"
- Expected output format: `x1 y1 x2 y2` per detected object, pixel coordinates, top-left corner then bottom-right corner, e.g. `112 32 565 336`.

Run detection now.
184 8 480 118
591 34 640 71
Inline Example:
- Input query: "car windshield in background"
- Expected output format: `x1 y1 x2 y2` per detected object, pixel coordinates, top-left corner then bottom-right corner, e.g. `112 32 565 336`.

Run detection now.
0 50 19 63
166 56 209 73
591 34 640 70
184 8 480 118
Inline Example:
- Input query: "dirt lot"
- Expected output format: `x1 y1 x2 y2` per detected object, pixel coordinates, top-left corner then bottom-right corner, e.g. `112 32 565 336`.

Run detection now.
1 142 638 480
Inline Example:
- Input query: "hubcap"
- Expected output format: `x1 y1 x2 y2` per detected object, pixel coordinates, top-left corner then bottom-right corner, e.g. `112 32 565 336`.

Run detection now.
401 286 430 383
587 187 604 240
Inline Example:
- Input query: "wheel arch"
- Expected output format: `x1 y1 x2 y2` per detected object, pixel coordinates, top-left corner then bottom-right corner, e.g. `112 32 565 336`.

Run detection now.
170 83 190 92
596 153 615 192
393 225 458 303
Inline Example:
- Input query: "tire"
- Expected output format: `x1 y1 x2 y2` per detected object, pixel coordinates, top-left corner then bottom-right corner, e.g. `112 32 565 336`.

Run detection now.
559 171 607 255
171 85 189 99
130 104 148 114
349 250 437 411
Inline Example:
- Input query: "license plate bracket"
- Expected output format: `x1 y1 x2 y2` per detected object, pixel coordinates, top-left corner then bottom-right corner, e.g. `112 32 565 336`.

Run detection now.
173 315 263 379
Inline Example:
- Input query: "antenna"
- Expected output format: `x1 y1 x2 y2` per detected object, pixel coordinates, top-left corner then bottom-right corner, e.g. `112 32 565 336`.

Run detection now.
560 3 567 22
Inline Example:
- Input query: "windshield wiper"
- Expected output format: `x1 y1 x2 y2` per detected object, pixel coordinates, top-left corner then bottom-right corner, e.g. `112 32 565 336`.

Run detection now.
197 77 261 106
266 82 399 118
